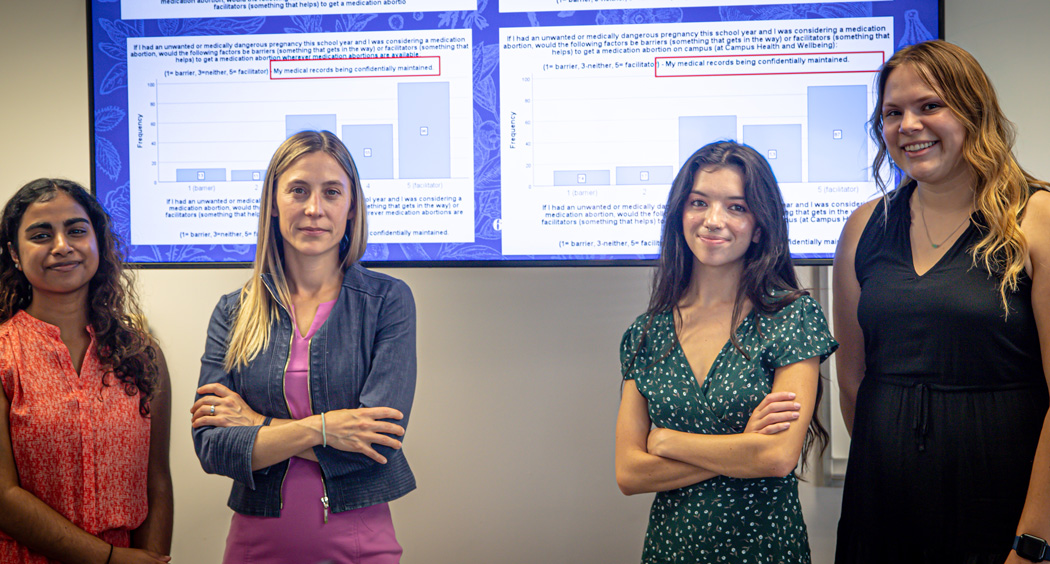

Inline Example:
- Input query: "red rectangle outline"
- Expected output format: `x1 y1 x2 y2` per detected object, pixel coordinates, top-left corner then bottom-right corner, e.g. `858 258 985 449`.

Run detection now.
653 50 885 78
268 55 441 80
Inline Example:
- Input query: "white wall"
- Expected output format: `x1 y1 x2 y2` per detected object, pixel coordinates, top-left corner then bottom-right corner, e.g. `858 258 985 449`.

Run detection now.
0 1 1048 563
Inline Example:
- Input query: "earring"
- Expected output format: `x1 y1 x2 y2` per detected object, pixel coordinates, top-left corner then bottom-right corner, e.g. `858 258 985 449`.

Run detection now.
13 262 20 270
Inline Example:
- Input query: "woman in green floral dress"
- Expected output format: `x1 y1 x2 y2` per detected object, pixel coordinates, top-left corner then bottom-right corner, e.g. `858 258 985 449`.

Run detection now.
615 141 837 563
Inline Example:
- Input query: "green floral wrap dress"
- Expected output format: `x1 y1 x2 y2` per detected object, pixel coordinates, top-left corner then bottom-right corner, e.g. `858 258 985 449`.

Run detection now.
620 295 837 564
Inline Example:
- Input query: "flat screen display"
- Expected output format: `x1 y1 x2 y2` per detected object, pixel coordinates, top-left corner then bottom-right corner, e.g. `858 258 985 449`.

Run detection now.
87 0 942 266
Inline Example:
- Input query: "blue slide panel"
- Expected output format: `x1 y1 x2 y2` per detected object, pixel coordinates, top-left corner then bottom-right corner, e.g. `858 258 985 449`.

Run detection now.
286 114 337 138
679 116 737 166
342 124 395 180
398 82 451 179
808 85 869 182
743 124 802 183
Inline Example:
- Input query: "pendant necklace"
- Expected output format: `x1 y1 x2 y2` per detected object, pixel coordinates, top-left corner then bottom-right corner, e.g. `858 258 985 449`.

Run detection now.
917 189 972 249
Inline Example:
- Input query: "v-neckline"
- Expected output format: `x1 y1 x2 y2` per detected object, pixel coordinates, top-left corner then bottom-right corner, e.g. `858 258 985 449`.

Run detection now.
289 299 337 340
903 185 975 278
672 309 754 397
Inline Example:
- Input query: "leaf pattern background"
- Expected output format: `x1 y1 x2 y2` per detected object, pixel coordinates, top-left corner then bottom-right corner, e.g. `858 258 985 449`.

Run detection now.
94 136 122 181
336 13 378 32
87 1 939 264
95 106 125 132
101 181 131 240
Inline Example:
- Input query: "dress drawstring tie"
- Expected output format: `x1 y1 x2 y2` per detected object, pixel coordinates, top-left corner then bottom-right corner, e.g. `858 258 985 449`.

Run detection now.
912 383 929 452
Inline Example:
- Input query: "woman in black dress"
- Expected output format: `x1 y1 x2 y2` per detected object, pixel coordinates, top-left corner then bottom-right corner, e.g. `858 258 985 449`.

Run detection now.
833 40 1050 564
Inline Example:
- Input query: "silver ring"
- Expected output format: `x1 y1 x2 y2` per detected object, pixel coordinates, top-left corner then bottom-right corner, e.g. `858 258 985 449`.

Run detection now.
210 405 216 416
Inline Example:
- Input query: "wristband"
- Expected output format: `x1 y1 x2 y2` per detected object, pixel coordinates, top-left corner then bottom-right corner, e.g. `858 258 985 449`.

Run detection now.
321 412 327 448
1014 534 1049 562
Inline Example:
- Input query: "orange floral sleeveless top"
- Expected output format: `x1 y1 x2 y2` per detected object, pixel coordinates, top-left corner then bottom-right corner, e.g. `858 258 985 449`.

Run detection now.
0 311 150 563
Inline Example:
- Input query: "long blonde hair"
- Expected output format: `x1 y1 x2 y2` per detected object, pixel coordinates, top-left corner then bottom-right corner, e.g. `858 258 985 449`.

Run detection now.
870 40 1049 311
224 131 368 371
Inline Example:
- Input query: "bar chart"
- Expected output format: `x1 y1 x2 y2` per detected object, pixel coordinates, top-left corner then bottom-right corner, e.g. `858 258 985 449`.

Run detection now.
125 28 475 246
513 77 871 191
156 79 456 184
499 18 891 256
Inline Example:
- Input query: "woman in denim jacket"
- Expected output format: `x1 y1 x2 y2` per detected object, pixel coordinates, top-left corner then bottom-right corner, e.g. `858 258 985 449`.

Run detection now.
190 131 416 564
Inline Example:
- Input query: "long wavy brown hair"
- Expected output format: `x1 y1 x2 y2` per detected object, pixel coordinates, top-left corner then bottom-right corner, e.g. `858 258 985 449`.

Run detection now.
0 179 157 415
870 40 1050 311
625 141 828 471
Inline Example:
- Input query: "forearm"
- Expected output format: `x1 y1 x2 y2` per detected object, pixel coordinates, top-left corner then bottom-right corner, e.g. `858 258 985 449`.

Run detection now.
838 384 857 435
650 430 799 479
0 486 112 564
1014 412 1050 541
617 449 718 495
262 417 319 462
835 355 865 436
130 473 173 554
251 415 324 471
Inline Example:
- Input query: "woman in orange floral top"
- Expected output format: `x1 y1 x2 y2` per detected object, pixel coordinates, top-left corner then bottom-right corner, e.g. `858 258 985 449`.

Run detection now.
0 179 172 564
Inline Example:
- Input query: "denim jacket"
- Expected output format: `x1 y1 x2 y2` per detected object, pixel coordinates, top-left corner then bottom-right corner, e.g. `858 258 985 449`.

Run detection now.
192 264 416 517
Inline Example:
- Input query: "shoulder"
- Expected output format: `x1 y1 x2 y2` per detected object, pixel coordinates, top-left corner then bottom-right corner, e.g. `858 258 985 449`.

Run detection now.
620 311 669 377
835 195 887 284
623 311 671 335
839 197 882 251
0 314 31 391
759 294 838 362
767 294 827 325
1023 188 1050 270
621 311 671 351
0 312 37 348
342 263 414 303
0 314 20 340
214 287 245 319
1023 187 1050 226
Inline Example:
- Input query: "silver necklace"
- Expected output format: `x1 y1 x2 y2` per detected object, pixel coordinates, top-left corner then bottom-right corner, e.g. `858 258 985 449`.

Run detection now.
917 190 972 249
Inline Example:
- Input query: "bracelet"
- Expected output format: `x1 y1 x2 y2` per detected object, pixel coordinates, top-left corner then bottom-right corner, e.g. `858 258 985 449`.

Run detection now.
321 412 327 448
105 544 114 564
262 416 272 426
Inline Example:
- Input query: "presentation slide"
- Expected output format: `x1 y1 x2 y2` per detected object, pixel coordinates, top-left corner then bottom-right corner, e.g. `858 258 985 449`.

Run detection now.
88 1 940 264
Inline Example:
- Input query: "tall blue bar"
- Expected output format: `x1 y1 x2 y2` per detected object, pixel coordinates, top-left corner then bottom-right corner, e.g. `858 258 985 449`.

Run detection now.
743 124 802 183
286 114 336 138
398 82 451 179
808 85 869 182
678 116 737 165
342 124 394 180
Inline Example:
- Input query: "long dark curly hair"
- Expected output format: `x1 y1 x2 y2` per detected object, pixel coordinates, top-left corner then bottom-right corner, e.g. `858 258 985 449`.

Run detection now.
0 179 157 416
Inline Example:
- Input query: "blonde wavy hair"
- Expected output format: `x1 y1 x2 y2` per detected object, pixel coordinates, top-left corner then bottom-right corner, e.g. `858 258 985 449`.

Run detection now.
224 131 368 371
870 40 1049 312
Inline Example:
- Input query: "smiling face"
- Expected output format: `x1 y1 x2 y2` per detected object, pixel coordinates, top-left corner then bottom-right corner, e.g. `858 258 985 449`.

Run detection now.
273 151 353 263
881 64 972 191
11 191 100 302
681 165 759 272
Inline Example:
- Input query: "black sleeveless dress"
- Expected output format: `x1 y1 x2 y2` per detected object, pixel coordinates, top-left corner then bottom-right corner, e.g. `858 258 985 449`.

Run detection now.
835 182 1048 564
